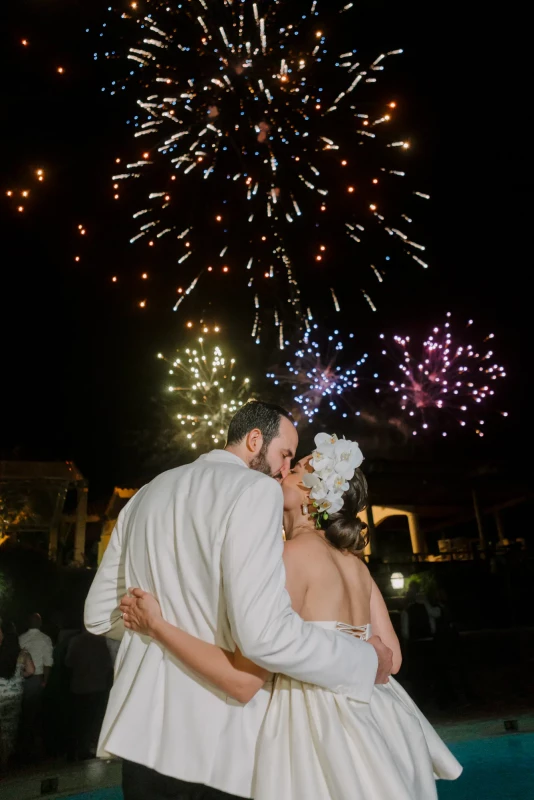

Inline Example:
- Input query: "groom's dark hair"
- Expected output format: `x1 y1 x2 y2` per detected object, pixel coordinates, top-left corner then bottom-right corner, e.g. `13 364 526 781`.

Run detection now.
226 400 292 447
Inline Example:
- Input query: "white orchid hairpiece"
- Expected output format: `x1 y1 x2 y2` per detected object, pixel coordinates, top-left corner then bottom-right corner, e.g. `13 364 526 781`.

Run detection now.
302 433 364 529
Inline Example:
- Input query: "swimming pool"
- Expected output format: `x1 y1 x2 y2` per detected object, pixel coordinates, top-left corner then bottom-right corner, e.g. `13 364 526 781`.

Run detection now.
68 793 121 800
438 733 533 800
65 733 534 799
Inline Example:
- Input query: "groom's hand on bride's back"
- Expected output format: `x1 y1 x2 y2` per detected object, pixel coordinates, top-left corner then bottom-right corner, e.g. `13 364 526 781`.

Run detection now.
368 635 393 684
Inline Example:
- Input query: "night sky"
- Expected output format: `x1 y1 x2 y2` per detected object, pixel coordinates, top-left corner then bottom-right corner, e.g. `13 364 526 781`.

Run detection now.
2 1 531 498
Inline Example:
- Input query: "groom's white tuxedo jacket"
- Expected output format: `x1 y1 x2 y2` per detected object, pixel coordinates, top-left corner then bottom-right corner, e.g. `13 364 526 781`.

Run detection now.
85 450 378 797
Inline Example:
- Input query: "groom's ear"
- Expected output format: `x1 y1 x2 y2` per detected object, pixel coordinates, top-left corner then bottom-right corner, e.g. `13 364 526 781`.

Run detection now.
246 427 263 453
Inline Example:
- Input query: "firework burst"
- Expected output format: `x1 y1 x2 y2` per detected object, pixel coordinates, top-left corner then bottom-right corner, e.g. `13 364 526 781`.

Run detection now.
98 0 428 342
267 326 368 424
158 329 253 451
372 313 508 437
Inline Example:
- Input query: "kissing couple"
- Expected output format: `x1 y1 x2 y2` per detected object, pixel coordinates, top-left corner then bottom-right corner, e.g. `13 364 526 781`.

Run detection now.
85 400 461 799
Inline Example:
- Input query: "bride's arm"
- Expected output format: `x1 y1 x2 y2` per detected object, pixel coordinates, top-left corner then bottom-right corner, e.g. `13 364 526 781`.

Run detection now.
120 530 308 704
120 589 269 703
369 579 402 674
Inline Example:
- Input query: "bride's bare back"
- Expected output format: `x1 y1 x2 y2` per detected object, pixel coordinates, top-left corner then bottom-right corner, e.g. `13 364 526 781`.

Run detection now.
285 532 371 624
283 532 401 671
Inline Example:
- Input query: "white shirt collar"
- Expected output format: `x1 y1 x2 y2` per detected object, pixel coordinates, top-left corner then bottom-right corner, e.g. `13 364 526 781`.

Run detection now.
199 449 248 469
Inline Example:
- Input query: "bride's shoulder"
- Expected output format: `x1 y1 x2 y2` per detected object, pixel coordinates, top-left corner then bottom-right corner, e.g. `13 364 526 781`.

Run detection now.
353 553 372 578
283 533 331 564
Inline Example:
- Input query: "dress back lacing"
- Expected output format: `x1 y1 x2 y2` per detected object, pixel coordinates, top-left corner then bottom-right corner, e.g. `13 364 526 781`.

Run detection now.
335 622 371 641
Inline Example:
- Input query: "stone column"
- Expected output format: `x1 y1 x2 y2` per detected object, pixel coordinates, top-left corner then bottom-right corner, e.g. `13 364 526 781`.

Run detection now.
73 483 88 565
48 487 66 562
407 512 427 556
359 509 372 557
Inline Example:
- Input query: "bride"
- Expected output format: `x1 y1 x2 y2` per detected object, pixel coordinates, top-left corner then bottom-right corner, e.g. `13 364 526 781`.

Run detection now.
120 433 461 799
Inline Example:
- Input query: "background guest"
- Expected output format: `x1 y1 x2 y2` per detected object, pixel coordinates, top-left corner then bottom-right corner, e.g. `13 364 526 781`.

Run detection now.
0 621 34 769
65 629 113 760
401 583 441 707
18 612 54 761
42 612 82 758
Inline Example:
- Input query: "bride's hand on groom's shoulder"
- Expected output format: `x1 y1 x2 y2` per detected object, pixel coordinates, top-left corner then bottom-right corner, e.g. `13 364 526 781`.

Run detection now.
120 588 163 638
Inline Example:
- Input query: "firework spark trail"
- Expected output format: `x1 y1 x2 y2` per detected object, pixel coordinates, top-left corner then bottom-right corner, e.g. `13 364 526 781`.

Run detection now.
96 1 428 341
4 168 46 216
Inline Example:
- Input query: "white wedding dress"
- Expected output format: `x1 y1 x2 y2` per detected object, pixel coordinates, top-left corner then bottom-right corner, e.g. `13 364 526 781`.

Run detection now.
253 622 462 800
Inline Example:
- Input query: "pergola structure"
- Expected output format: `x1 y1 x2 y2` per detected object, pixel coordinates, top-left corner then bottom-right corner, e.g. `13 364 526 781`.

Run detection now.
0 460 89 565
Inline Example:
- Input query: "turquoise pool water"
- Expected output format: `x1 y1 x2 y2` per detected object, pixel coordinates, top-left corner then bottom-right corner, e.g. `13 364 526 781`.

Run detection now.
67 733 534 800
438 733 533 800
68 793 121 800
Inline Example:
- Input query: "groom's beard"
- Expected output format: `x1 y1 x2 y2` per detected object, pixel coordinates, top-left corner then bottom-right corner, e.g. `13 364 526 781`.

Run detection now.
250 443 278 479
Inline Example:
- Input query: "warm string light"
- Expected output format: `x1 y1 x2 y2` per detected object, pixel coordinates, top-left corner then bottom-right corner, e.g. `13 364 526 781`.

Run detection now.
371 313 507 437
157 328 252 451
267 326 367 425
95 1 428 341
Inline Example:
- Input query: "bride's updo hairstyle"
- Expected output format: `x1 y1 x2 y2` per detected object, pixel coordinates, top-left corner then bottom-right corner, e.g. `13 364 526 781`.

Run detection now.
321 469 369 556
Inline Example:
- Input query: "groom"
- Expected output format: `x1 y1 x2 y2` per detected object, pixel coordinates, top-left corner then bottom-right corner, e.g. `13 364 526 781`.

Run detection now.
85 400 392 800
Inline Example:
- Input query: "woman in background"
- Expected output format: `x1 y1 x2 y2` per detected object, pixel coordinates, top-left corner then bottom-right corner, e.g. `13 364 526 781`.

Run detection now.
0 620 34 768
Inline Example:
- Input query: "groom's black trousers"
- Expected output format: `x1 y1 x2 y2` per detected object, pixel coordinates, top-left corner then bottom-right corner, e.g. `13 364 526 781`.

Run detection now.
122 760 249 800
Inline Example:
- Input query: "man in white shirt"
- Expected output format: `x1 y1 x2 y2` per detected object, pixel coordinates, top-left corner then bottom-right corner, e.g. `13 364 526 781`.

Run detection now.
400 585 442 642
85 401 392 800
18 612 54 759
19 613 54 684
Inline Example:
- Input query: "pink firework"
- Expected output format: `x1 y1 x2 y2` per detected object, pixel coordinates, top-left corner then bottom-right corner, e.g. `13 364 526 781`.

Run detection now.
373 313 508 437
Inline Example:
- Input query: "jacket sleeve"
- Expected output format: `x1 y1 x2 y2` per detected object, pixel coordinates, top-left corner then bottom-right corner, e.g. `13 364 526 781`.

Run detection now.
84 514 126 641
221 477 378 701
